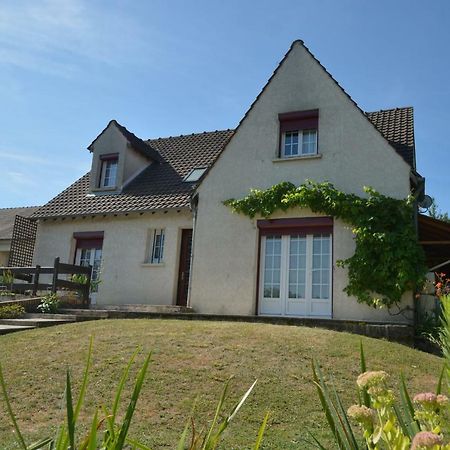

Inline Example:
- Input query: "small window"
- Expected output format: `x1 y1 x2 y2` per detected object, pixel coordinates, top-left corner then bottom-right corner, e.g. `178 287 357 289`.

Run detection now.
279 110 319 158
282 129 317 157
99 155 118 188
183 167 207 182
149 229 165 264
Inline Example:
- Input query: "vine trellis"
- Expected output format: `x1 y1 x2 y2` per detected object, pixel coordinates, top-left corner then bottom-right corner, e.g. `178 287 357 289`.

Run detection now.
224 180 426 308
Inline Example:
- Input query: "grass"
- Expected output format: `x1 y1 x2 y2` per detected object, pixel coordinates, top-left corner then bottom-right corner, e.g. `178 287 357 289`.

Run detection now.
0 319 444 449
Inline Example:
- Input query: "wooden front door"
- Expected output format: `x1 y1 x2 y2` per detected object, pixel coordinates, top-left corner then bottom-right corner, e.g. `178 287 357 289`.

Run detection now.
177 229 193 306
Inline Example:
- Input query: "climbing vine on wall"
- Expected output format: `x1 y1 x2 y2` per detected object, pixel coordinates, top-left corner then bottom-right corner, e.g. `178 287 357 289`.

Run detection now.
224 180 427 308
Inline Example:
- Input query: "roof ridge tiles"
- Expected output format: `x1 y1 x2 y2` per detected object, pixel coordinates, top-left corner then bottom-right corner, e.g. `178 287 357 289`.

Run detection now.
0 206 40 211
146 129 233 142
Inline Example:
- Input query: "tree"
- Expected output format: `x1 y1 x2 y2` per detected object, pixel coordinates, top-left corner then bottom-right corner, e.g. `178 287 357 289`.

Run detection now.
428 198 450 223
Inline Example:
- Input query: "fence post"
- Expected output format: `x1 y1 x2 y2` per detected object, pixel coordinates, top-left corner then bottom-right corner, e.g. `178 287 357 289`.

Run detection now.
52 257 60 294
33 264 41 296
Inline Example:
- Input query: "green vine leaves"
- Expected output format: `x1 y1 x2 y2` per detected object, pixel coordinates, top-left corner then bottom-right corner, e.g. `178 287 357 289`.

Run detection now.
223 180 427 308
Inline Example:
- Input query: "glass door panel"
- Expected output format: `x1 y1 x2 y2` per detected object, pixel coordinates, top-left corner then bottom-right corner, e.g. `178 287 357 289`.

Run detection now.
260 235 283 315
260 233 332 318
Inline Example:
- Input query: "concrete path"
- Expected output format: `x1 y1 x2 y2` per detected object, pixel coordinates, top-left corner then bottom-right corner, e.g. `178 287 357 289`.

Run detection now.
0 313 76 335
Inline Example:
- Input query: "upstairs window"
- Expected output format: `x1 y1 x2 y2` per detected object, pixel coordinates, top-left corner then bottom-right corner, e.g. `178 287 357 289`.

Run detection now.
279 110 319 158
99 154 118 188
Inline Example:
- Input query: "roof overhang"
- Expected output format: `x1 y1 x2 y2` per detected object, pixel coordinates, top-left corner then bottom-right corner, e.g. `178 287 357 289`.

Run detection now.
418 214 450 271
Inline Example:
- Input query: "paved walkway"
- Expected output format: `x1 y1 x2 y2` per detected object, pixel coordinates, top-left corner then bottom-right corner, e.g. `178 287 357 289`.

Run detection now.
0 313 76 335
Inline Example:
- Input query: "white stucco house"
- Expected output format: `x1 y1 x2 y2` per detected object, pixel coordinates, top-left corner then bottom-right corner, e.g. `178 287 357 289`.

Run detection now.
32 40 424 323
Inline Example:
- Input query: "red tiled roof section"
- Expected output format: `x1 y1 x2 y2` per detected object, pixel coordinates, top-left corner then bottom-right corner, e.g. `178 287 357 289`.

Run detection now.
366 107 415 168
147 130 234 178
32 130 234 219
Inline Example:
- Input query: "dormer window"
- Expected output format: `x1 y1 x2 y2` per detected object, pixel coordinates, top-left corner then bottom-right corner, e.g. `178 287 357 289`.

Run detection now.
99 154 118 188
279 110 319 158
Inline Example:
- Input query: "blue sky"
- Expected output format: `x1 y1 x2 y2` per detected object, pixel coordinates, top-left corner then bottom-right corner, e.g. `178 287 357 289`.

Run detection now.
0 0 449 214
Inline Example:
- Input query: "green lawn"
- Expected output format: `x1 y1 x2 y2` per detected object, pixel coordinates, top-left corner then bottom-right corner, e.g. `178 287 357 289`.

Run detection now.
0 319 443 449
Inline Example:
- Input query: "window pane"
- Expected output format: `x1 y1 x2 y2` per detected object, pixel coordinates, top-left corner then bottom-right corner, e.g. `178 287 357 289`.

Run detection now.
263 236 281 298
284 131 299 157
312 235 331 300
102 159 118 187
288 236 306 299
151 229 165 263
302 130 317 155
312 284 321 299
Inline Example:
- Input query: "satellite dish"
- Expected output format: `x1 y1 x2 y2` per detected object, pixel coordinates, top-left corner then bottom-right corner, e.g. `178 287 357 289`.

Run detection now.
418 194 433 212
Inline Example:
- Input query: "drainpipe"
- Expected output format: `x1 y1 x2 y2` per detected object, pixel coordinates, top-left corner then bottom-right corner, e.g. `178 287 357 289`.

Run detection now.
187 194 199 308
412 174 425 329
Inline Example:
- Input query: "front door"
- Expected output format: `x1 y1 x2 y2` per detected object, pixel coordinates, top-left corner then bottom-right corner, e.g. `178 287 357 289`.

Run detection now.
259 233 332 317
177 229 193 306
75 247 102 305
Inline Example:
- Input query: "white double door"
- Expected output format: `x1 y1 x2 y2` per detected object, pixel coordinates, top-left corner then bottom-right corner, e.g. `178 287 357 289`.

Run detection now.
259 233 332 318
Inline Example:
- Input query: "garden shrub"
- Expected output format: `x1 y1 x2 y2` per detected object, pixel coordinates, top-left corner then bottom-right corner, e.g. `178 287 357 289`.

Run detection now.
0 304 25 319
37 293 60 314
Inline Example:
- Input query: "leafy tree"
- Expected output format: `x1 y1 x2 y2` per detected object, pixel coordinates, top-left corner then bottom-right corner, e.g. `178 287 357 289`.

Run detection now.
429 198 450 223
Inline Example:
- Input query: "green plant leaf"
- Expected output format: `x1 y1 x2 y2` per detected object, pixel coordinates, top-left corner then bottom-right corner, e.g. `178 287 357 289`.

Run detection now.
74 336 93 421
398 374 420 437
253 411 269 450
65 370 75 450
115 351 152 449
86 409 98 450
201 377 231 449
124 437 154 450
312 359 358 449
436 364 446 395
0 361 28 450
24 437 53 450
359 342 371 408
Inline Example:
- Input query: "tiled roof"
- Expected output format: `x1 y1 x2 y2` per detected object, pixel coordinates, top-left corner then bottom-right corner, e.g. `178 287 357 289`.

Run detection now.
88 120 163 163
0 206 40 239
33 105 414 220
33 130 233 218
366 107 415 168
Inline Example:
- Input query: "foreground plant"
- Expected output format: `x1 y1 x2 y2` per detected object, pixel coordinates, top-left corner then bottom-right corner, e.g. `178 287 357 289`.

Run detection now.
0 338 266 449
311 296 450 449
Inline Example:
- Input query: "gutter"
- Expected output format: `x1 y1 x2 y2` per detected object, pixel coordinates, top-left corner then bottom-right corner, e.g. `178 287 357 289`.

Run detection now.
187 194 199 308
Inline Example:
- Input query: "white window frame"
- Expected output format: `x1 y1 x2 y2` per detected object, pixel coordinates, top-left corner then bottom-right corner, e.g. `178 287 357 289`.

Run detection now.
99 158 118 188
148 229 165 264
259 233 332 318
282 129 318 158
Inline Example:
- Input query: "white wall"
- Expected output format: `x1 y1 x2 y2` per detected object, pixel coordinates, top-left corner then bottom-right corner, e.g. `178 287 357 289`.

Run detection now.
190 42 413 323
34 210 193 305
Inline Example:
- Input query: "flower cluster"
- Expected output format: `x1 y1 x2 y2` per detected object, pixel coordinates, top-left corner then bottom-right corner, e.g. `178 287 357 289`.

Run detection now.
411 431 444 449
347 404 376 428
435 272 450 298
348 372 450 449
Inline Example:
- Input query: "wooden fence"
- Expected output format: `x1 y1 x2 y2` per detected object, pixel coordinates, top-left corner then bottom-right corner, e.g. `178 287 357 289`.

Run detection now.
0 257 92 305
